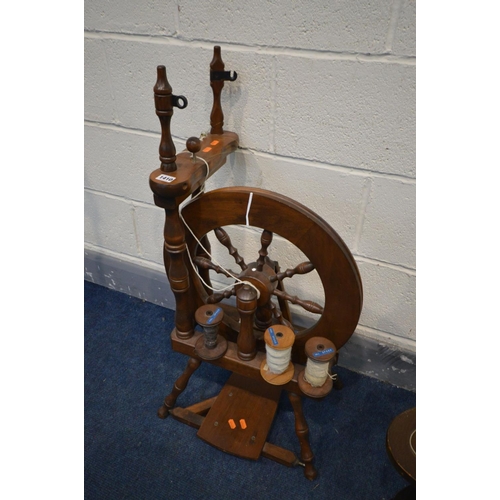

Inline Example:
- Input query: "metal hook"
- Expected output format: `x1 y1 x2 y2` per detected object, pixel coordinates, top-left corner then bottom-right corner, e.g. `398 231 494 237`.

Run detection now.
210 70 238 82
172 94 188 109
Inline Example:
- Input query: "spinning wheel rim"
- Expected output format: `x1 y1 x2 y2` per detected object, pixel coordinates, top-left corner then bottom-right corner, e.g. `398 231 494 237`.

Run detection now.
182 187 363 358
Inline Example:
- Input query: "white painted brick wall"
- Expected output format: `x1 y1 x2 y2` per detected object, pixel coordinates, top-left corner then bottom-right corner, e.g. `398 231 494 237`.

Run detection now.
84 125 159 203
274 57 415 176
84 1 178 36
357 177 416 268
85 0 416 352
392 0 416 56
177 0 394 54
84 191 138 256
84 38 115 123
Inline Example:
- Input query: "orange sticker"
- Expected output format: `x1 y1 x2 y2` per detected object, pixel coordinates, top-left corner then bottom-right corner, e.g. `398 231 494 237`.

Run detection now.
239 419 247 430
202 147 212 153
228 419 236 429
210 140 219 146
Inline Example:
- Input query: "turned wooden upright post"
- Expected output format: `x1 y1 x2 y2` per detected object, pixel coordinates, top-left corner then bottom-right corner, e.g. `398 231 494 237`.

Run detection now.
151 67 194 339
236 285 258 361
161 200 194 339
151 50 240 420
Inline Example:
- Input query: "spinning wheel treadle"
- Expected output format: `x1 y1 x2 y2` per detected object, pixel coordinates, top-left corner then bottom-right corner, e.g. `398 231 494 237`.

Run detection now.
197 373 281 460
149 46 363 481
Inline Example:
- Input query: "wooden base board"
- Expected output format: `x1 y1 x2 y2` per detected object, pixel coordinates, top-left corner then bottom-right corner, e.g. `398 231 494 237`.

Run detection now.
197 373 282 460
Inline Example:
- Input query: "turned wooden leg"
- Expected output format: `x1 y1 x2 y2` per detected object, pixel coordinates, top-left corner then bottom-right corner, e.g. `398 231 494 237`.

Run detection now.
288 392 317 480
158 357 202 419
333 373 343 390
331 354 343 390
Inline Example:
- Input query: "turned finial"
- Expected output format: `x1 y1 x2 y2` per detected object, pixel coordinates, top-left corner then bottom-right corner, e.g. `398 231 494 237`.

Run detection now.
186 136 201 160
210 47 224 135
154 65 187 172
209 46 237 135
186 136 201 153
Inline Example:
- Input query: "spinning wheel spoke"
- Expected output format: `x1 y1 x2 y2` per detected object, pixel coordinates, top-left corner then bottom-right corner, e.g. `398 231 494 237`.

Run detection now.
270 261 292 323
270 262 316 323
214 227 248 270
195 235 213 290
256 230 273 272
272 289 324 315
275 285 292 323
270 262 315 283
193 255 238 279
207 288 236 304
270 301 286 325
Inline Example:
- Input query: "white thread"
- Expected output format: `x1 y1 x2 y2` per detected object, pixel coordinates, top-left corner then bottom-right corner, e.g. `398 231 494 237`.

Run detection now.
177 155 261 299
265 345 292 374
245 192 253 226
409 430 416 455
304 358 334 387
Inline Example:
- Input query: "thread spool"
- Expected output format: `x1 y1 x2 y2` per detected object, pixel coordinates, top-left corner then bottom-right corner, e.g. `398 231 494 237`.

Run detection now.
298 337 337 398
194 305 227 360
260 325 295 385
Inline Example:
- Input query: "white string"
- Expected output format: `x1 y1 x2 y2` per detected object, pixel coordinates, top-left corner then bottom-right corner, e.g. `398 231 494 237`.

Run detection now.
177 152 261 299
264 345 292 374
304 358 336 387
409 430 416 455
245 192 253 226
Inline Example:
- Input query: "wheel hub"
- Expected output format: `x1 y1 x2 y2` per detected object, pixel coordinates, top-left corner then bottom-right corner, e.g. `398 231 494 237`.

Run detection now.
238 262 277 306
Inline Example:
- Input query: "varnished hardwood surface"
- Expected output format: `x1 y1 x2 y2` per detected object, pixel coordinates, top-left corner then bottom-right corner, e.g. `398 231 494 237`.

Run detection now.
386 407 416 483
197 373 281 460
170 329 307 396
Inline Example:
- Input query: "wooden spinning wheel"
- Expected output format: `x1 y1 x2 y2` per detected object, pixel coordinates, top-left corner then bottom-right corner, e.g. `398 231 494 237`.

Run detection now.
182 187 363 365
149 46 363 480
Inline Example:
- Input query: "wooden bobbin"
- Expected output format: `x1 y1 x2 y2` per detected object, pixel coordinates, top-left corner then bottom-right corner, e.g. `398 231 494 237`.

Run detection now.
194 304 227 360
260 325 295 385
298 337 337 398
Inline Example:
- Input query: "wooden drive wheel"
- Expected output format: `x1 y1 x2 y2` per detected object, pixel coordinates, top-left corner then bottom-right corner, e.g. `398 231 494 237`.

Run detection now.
182 186 363 365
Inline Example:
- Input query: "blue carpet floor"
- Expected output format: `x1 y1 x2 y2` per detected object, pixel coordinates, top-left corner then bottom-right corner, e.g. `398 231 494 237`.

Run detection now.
85 280 415 499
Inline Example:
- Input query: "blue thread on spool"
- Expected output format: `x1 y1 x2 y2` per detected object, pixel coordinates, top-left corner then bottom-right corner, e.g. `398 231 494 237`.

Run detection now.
313 347 335 357
206 307 222 324
269 327 279 346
